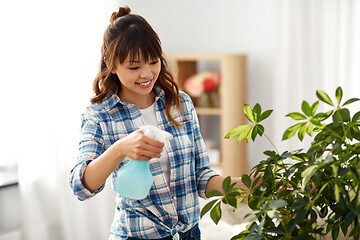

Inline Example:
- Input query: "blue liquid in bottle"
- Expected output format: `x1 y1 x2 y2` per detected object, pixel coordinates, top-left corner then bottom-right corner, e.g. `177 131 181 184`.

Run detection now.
114 125 173 200
115 159 154 200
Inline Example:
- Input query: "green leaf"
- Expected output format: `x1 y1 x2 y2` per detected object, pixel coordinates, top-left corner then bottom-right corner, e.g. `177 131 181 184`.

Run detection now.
301 101 311 117
263 150 277 157
200 199 218 218
316 90 334 106
352 111 360 122
294 208 307 223
225 124 250 139
301 165 317 179
306 121 314 136
286 112 307 120
210 202 222 224
340 220 350 236
206 190 223 198
319 206 328 218
231 231 249 240
225 124 253 144
331 165 339 175
334 184 340 202
258 109 273 122
246 126 254 143
241 174 251 189
297 122 307 141
286 219 297 233
342 97 360 106
228 188 247 197
225 195 238 208
244 104 255 123
251 125 258 141
314 110 333 121
269 199 288 209
350 126 360 141
282 122 303 140
293 197 307 209
333 108 351 125
253 103 261 122
331 222 340 240
310 101 319 116
349 167 359 181
222 176 232 192
266 209 279 219
335 87 343 105
310 118 321 126
254 124 264 137
339 108 351 122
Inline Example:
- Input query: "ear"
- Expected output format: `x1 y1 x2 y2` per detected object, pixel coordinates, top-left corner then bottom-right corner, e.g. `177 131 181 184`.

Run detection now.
104 57 116 74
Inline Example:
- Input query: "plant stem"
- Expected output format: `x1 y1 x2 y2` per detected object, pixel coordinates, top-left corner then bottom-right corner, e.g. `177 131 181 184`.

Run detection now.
264 133 279 154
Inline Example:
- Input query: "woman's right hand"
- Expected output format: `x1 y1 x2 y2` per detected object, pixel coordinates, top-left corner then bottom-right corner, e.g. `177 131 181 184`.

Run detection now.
115 129 164 161
82 129 164 192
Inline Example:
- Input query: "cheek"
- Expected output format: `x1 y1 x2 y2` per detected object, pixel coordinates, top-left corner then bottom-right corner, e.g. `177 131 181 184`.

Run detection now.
118 71 136 84
153 64 161 76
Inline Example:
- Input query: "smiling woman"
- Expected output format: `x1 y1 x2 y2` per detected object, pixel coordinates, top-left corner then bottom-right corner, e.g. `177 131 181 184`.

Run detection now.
2 0 359 239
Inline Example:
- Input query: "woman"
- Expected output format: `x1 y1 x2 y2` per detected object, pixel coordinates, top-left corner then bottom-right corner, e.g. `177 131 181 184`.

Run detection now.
69 6 246 240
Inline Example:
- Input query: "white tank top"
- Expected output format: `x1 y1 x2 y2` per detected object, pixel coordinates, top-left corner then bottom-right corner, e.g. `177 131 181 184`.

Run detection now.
140 103 171 186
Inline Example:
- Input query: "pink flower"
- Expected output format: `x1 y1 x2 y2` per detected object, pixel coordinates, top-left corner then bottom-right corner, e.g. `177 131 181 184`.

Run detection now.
183 75 203 97
183 72 221 97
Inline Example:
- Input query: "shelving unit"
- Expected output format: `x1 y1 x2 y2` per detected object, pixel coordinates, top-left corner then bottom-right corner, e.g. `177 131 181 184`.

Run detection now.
165 54 248 177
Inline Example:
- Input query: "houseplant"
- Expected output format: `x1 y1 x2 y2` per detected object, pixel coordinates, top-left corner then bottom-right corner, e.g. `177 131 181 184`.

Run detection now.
201 87 360 239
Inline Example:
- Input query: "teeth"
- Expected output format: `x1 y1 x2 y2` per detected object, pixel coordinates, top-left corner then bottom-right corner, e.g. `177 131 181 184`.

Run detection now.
139 81 151 86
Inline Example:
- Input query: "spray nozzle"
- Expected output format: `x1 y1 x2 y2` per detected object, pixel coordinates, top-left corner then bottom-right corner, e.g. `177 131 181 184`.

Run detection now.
140 125 173 147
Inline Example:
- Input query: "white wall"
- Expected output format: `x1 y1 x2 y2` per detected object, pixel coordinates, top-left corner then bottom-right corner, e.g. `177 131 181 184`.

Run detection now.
116 0 279 169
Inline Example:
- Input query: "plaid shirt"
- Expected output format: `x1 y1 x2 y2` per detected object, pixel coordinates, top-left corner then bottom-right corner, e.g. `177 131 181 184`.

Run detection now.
69 87 218 239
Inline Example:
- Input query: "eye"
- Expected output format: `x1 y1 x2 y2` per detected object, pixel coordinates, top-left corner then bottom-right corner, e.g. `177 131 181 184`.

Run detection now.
129 66 140 70
150 59 160 65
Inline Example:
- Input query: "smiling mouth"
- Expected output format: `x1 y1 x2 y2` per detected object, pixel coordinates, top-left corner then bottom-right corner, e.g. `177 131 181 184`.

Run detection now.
138 80 152 86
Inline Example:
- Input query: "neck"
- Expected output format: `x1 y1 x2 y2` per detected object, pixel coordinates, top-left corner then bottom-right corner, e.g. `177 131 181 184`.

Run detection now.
118 90 156 109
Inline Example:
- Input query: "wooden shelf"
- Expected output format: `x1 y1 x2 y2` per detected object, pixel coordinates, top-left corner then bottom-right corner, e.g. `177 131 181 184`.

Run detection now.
195 108 222 115
166 53 248 177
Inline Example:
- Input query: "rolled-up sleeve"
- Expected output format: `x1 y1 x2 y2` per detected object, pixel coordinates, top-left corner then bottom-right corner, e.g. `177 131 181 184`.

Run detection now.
69 114 105 201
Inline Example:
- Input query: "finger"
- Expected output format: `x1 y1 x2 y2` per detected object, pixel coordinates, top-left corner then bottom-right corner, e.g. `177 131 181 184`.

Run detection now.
141 148 162 159
132 145 162 160
133 137 163 155
136 131 165 148
143 136 165 148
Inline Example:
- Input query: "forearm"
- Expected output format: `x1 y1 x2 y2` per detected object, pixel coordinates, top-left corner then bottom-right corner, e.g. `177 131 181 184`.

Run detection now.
82 142 124 192
205 175 249 196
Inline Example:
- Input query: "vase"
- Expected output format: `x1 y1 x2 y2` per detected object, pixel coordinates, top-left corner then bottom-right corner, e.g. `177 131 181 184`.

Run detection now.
200 92 218 108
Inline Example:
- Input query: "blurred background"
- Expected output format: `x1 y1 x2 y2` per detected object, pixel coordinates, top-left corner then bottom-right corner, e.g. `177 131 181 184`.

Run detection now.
0 0 359 239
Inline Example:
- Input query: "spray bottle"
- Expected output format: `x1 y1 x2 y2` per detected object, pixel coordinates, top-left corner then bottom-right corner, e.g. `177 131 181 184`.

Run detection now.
114 125 173 200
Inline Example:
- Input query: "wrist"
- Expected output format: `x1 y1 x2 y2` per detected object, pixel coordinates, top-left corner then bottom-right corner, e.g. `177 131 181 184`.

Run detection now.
111 139 126 162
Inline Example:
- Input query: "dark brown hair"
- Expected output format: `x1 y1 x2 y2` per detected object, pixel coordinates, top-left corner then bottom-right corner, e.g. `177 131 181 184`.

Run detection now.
92 6 182 126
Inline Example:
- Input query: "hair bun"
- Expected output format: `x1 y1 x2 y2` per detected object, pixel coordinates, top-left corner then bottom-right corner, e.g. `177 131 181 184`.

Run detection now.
110 6 131 23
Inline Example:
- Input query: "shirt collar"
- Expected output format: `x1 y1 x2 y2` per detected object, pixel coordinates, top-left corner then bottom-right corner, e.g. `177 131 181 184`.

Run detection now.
103 86 165 111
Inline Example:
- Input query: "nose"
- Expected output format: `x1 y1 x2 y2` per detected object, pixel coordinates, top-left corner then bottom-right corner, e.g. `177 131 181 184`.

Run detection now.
140 64 153 79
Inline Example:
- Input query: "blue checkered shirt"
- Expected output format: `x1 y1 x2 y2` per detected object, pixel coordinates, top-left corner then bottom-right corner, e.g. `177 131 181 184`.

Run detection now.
69 87 218 239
